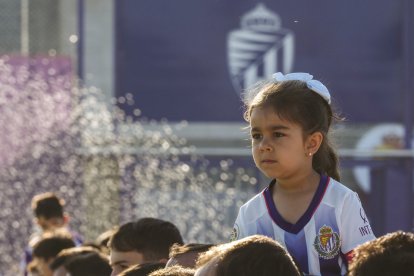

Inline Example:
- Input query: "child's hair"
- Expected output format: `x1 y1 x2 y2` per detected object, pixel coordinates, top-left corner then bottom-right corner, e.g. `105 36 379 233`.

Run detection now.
148 265 195 276
31 192 65 219
50 246 101 270
96 228 116 247
244 79 342 181
63 250 112 276
32 233 76 261
27 260 40 274
118 263 168 276
169 243 214 258
91 228 116 255
196 235 301 276
108 217 184 262
167 243 215 268
348 231 414 276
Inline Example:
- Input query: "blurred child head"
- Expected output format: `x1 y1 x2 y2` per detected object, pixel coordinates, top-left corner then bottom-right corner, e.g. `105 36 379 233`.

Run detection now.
108 217 183 275
31 192 67 231
96 228 117 255
166 243 214 268
148 265 195 276
51 246 108 276
118 262 165 276
31 232 76 276
348 231 414 276
195 235 301 276
64 250 112 276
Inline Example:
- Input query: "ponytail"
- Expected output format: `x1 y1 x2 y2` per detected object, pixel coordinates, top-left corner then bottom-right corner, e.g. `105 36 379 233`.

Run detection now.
313 138 340 181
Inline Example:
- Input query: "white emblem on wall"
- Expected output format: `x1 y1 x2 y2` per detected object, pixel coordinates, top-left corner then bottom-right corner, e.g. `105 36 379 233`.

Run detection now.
227 3 295 94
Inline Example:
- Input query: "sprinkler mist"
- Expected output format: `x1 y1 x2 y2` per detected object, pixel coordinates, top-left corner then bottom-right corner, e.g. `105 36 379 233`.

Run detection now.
0 56 260 274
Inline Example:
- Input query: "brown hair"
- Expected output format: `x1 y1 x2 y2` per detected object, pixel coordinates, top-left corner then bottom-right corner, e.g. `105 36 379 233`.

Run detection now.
118 262 165 276
169 243 214 258
348 231 414 276
148 265 195 276
108 218 184 262
244 80 342 181
196 235 301 276
50 246 101 270
31 192 65 219
32 232 76 261
167 243 215 268
64 251 112 276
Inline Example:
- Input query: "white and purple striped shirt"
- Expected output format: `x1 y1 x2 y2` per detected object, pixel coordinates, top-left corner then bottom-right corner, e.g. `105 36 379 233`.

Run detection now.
233 175 375 276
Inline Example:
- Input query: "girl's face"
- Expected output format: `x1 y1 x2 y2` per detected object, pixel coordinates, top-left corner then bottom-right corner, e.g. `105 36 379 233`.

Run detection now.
250 106 313 180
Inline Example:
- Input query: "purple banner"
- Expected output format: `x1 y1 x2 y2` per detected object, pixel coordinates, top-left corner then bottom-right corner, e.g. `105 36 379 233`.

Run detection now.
115 0 405 122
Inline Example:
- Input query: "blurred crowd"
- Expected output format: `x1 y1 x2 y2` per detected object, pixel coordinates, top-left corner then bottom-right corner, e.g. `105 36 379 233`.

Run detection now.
22 192 414 276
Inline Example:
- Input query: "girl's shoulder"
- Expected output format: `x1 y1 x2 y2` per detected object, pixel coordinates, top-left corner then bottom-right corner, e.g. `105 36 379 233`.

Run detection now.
324 177 359 204
240 189 266 210
329 177 357 192
238 188 269 220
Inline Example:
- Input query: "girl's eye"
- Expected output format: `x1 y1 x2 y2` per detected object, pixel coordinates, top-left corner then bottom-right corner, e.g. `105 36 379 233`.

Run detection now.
251 133 261 140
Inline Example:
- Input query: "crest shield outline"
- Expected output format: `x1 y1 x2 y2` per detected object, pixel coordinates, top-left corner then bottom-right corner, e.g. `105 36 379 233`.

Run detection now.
227 3 295 96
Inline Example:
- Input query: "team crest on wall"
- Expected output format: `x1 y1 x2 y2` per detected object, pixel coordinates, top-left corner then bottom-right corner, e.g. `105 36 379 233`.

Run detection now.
227 3 295 95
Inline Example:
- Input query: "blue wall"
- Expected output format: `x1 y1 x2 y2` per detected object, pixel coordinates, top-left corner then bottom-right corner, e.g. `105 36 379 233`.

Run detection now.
115 0 405 123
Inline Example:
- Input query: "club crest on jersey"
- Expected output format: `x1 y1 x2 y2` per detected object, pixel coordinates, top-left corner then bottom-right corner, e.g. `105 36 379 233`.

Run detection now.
313 225 341 259
230 224 239 241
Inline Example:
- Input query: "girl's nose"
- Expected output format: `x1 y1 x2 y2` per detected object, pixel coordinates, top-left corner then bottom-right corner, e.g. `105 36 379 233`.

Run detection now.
259 138 272 152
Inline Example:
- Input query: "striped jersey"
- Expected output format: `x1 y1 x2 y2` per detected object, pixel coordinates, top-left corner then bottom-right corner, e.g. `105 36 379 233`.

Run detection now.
232 174 375 276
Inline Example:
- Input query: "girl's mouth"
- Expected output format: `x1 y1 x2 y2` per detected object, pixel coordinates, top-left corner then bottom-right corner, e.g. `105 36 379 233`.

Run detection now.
261 159 277 164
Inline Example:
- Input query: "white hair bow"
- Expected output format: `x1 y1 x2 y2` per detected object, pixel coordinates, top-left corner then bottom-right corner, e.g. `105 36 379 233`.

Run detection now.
273 72 331 104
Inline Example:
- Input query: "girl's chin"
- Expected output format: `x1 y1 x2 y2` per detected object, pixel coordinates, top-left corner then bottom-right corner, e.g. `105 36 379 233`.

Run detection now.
259 170 278 180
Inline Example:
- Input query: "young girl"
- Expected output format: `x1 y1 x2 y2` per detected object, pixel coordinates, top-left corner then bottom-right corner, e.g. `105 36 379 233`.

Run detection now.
232 72 375 275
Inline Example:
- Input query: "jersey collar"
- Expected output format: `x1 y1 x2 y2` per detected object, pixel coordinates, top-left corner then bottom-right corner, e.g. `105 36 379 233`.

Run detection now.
263 174 330 234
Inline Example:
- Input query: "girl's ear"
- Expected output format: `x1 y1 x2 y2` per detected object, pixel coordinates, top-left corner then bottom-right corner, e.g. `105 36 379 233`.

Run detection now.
305 131 323 156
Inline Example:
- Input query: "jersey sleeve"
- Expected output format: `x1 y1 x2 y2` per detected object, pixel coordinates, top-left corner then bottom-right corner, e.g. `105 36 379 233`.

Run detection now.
339 191 376 254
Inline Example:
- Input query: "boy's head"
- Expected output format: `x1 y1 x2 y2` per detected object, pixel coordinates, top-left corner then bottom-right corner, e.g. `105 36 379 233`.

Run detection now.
195 235 301 276
31 192 66 230
148 265 195 276
109 217 184 275
348 231 414 276
118 262 165 276
64 251 112 276
32 233 76 276
166 244 214 268
51 246 111 276
96 228 117 254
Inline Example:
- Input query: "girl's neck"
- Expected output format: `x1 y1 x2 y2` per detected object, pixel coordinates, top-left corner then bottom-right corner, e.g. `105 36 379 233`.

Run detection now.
275 171 320 194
